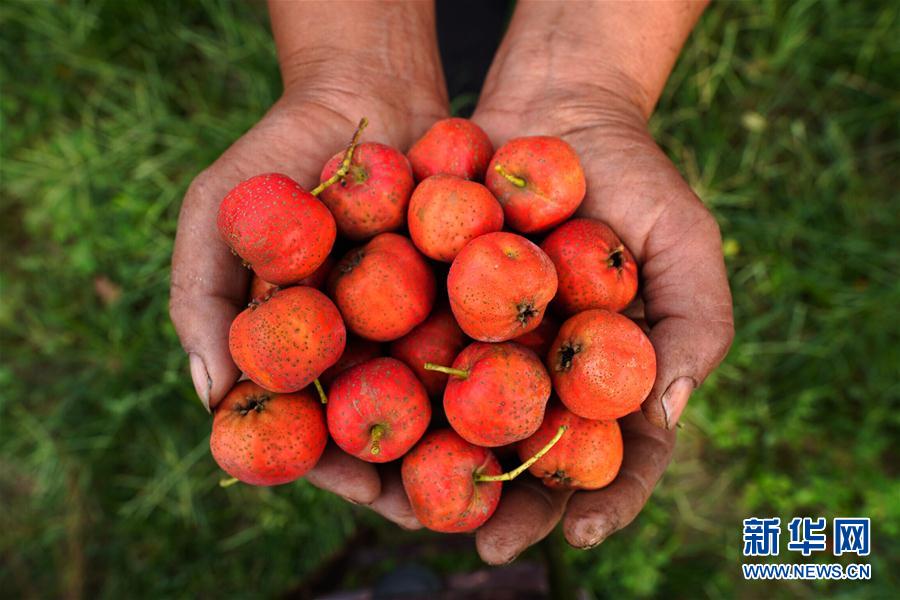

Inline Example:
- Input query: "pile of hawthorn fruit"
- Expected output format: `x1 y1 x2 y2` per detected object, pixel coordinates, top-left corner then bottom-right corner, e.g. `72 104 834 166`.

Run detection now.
209 117 655 533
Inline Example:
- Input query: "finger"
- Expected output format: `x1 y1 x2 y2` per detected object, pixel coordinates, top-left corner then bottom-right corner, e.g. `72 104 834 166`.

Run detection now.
563 412 675 548
639 203 734 429
305 444 382 505
367 464 422 530
170 170 247 411
475 479 572 565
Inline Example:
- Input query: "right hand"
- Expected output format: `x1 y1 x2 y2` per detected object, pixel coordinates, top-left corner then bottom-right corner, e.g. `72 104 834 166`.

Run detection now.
169 67 446 520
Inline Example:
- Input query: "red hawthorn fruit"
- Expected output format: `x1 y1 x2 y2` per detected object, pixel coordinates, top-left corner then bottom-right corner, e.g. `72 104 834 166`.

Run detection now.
217 173 336 286
541 218 638 314
210 380 327 486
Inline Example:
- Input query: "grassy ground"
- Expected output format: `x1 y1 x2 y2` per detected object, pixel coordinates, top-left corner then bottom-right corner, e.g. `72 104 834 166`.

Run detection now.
2 0 898 598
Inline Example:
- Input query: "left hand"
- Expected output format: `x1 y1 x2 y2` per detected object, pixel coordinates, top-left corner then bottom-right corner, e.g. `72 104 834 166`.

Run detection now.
468 78 734 562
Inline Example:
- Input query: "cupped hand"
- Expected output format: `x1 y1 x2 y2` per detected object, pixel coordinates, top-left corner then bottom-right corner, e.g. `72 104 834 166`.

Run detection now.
468 83 734 562
169 71 447 515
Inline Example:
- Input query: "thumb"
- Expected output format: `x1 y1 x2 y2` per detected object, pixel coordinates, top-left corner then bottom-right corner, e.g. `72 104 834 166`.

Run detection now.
639 206 734 428
170 171 247 411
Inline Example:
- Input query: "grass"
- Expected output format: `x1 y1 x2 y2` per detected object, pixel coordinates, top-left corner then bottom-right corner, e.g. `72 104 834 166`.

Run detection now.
1 0 898 597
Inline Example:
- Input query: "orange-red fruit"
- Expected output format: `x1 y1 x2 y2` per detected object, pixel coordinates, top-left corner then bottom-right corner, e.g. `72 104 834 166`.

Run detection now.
407 118 494 182
326 358 431 463
389 307 467 397
401 429 502 533
549 309 656 420
318 335 382 387
448 232 557 341
319 142 415 240
407 175 504 262
217 173 336 285
517 404 623 490
229 286 346 393
512 313 559 357
330 233 436 341
443 342 551 447
485 137 586 233
541 218 638 314
210 381 327 486
248 256 334 302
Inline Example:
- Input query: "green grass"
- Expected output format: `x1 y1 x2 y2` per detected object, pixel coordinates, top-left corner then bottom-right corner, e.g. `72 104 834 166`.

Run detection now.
2 0 898 598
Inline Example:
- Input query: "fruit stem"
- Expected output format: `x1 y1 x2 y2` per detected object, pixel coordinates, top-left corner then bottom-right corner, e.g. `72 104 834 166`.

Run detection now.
494 164 527 188
314 378 327 404
310 117 369 196
475 425 567 483
219 477 239 488
423 362 469 379
370 423 386 456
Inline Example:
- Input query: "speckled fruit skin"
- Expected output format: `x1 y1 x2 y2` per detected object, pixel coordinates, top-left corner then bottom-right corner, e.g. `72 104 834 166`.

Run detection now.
448 232 558 342
549 309 656 420
229 286 346 393
249 256 334 302
512 313 559 357
217 173 336 286
407 175 504 262
318 335 382 387
485 136 586 233
407 118 494 182
329 233 436 342
326 357 431 463
541 218 638 315
401 429 502 533
517 404 623 490
210 381 327 486
443 342 551 447
318 142 415 240
389 307 467 397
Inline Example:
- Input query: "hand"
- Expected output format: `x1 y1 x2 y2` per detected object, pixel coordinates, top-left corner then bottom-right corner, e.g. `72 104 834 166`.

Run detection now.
468 76 734 562
169 0 449 514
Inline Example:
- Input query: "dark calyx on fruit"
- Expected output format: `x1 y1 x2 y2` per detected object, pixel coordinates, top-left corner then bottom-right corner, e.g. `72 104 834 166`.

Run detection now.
517 302 538 325
607 246 626 270
556 342 582 371
550 469 573 486
237 394 270 415
340 250 364 273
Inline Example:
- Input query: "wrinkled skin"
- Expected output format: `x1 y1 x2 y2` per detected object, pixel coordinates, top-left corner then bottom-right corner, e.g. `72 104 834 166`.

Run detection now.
448 232 558 342
229 286 346 393
517 403 623 490
319 142 415 240
541 218 638 315
329 233 436 342
210 381 327 486
407 117 494 181
549 309 657 420
443 342 551 447
401 429 502 533
407 174 504 262
389 306 468 398
326 357 431 463
485 136 586 233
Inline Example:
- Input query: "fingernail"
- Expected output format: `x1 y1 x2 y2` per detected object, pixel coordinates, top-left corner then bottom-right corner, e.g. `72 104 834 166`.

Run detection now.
661 377 695 429
574 517 612 549
189 353 212 414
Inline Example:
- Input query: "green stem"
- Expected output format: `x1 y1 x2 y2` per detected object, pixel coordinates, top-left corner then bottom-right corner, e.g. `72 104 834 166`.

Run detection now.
423 362 469 379
310 117 369 196
219 477 239 488
494 164 527 188
475 425 567 483
314 378 327 404
369 424 386 456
